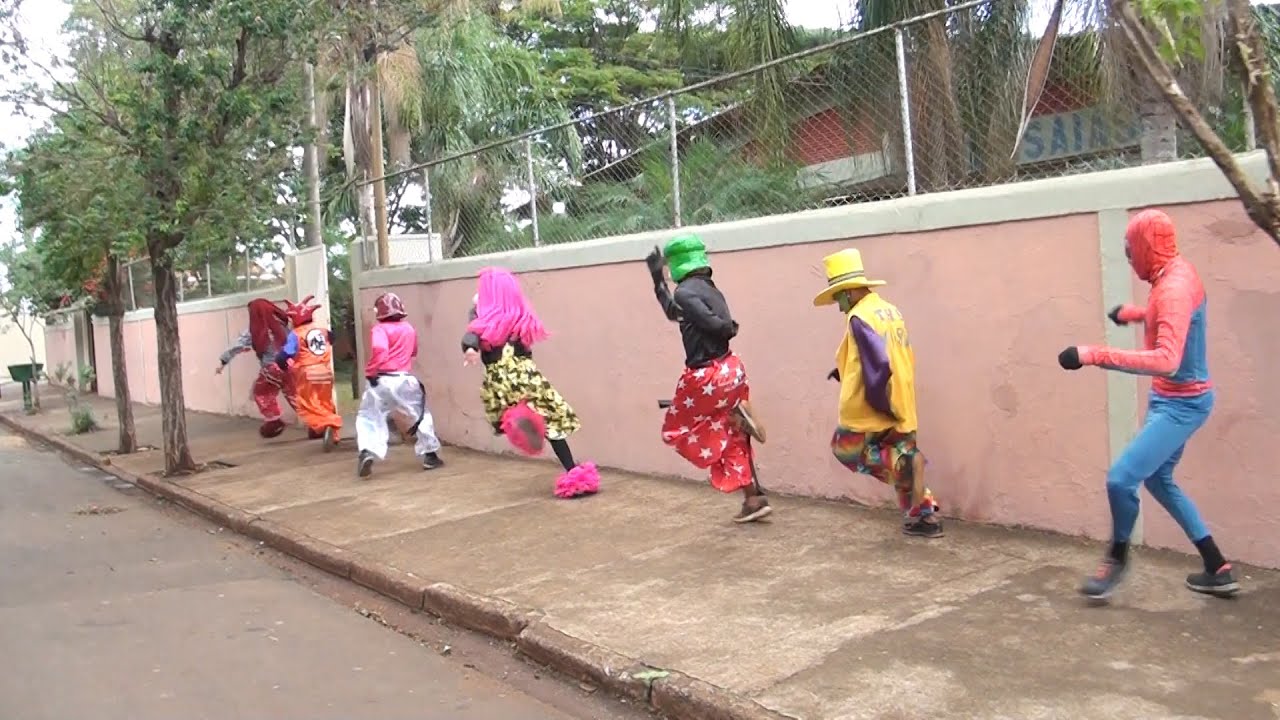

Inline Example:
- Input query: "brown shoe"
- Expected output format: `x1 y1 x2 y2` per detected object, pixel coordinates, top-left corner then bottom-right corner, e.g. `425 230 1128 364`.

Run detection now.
733 497 773 524
731 401 766 444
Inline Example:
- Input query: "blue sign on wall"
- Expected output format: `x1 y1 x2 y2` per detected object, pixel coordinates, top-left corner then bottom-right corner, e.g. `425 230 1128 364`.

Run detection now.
1017 107 1140 165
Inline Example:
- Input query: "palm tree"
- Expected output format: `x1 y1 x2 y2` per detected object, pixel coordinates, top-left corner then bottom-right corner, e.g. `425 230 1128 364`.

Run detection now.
312 0 567 260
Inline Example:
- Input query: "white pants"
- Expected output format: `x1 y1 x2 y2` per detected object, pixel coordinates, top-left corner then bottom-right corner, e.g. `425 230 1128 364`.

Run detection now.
356 374 441 460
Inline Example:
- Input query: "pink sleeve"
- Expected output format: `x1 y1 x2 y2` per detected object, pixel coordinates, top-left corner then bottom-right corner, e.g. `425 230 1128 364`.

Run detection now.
1080 283 1192 376
1116 304 1147 324
365 324 388 376
411 326 419 358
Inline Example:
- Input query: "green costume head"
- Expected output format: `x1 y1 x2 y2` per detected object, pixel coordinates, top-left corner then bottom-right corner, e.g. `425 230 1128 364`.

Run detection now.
663 232 710 283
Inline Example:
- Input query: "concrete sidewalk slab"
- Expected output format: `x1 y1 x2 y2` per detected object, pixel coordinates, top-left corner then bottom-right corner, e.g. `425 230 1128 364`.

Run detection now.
7 388 1280 720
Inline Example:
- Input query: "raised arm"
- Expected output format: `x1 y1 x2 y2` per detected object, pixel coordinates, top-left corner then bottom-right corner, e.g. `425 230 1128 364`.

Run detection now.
218 329 253 367
1082 289 1191 377
1109 304 1147 326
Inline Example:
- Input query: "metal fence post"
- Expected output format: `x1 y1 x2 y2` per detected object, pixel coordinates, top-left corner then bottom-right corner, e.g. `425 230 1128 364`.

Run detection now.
668 96 682 228
525 137 541 247
894 27 918 196
423 165 435 262
206 261 213 297
127 262 137 311
244 249 251 292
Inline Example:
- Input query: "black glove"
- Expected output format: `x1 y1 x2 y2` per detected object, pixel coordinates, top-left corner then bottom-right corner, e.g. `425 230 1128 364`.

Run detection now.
1107 305 1128 326
366 375 380 387
827 368 840 382
645 246 665 285
1057 347 1082 371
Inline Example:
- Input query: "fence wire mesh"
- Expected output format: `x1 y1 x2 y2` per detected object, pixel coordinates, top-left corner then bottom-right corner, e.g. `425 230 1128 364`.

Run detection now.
363 0 1280 266
122 251 287 312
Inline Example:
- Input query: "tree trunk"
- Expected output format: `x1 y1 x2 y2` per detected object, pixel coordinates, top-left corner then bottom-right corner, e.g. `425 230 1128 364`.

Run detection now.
1138 75 1178 163
149 250 196 474
104 257 137 454
304 62 324 248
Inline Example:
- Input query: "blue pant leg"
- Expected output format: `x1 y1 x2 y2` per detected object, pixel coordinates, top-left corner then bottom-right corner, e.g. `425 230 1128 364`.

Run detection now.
1142 393 1213 543
1106 395 1205 543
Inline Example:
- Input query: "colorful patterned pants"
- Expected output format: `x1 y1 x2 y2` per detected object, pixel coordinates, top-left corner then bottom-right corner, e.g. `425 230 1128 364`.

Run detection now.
662 353 753 493
831 427 936 514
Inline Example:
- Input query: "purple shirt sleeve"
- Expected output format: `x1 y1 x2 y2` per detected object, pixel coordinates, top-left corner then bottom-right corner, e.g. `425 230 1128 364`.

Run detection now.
850 315 894 419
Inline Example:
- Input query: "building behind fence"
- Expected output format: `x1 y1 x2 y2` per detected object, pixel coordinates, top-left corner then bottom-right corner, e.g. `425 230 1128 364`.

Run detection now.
361 0 1280 267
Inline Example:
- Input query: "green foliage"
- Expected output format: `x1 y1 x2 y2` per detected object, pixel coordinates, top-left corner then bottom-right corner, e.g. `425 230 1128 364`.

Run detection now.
535 139 814 247
1136 0 1213 64
70 406 99 435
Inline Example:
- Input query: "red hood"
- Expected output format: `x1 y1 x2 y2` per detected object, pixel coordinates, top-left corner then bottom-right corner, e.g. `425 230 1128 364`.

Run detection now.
1125 209 1179 282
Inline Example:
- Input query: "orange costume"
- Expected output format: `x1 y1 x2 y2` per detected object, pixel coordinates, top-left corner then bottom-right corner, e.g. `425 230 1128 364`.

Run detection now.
277 296 343 450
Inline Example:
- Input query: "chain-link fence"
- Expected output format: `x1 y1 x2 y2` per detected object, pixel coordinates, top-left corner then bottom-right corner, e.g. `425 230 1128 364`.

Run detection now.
121 251 287 311
360 0 1280 267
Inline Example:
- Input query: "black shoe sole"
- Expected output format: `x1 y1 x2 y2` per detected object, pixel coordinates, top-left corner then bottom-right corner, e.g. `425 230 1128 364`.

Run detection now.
902 522 944 538
357 456 374 478
1186 580 1240 597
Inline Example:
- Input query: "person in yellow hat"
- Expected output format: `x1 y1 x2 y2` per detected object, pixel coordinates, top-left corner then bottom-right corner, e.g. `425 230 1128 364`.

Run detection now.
815 248 941 538
645 233 772 524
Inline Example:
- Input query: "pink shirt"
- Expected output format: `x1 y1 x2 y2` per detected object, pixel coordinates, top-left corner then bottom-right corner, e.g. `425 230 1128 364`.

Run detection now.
365 320 418 376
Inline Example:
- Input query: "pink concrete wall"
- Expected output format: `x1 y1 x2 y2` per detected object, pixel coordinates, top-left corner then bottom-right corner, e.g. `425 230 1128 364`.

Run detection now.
42 322 77 379
1131 201 1280 567
91 305 296 421
361 213 1115 542
360 198 1280 568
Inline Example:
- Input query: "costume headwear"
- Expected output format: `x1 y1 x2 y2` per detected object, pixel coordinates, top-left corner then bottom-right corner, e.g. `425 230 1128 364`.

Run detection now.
812 249 886 307
248 298 290 356
285 294 321 326
663 232 710 283
466 267 549 349
374 292 407 321
1125 208 1178 282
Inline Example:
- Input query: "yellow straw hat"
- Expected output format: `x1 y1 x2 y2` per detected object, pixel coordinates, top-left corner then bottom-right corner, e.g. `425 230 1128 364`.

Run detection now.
812 249 886 307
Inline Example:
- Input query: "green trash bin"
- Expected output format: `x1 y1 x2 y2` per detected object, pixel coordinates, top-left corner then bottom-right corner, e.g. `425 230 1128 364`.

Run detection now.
7 363 44 412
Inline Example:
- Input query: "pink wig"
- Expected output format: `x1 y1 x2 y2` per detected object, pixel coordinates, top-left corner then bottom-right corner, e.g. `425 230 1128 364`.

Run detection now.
466 267 549 350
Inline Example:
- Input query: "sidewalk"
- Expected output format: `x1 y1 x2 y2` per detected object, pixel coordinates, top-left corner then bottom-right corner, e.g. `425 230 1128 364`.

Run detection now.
6 388 1280 720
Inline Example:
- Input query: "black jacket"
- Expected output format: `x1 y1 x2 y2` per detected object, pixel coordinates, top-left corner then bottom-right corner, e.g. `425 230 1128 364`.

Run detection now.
654 273 738 368
460 305 532 365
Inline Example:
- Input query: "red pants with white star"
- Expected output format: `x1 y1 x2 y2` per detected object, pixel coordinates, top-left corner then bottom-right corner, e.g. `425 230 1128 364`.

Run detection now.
661 352 753 493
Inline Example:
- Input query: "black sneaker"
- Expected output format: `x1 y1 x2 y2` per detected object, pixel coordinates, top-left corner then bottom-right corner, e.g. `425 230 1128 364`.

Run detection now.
1186 564 1240 597
322 427 336 453
1080 559 1128 602
422 452 444 471
356 451 374 479
903 515 944 538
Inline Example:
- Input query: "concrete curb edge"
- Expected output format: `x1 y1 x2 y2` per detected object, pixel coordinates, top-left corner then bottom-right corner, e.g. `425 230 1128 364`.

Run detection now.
0 412 792 720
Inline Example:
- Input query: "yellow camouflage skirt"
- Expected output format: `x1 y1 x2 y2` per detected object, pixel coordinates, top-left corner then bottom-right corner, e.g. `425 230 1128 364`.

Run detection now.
481 344 581 440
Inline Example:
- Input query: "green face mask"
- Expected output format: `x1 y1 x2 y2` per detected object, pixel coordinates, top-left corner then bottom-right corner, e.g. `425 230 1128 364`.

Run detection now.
837 293 853 313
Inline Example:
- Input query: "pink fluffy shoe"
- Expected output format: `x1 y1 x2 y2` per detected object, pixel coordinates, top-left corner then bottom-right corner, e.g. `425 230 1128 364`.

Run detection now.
554 462 600 499
500 401 546 456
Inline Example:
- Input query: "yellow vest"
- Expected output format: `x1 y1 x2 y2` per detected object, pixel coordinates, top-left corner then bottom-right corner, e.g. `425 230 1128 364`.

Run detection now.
834 292 918 433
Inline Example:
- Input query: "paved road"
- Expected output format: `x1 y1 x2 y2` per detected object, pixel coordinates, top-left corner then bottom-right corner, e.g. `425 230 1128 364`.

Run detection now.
0 430 648 720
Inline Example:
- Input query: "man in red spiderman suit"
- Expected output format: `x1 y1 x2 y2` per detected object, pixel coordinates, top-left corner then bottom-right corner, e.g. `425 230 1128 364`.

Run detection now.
1058 209 1238 603
216 298 298 438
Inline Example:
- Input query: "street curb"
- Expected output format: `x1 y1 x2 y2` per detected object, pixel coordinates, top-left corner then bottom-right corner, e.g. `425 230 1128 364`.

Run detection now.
516 621 656 703
1 411 790 720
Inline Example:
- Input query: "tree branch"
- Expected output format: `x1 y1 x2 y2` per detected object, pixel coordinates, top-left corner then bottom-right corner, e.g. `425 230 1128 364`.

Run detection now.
1111 0 1280 246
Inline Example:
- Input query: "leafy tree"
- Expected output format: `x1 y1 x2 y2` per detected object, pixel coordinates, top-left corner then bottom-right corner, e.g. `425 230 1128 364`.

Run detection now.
7 113 140 452
1112 0 1280 247
0 237 51 410
11 0 322 473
